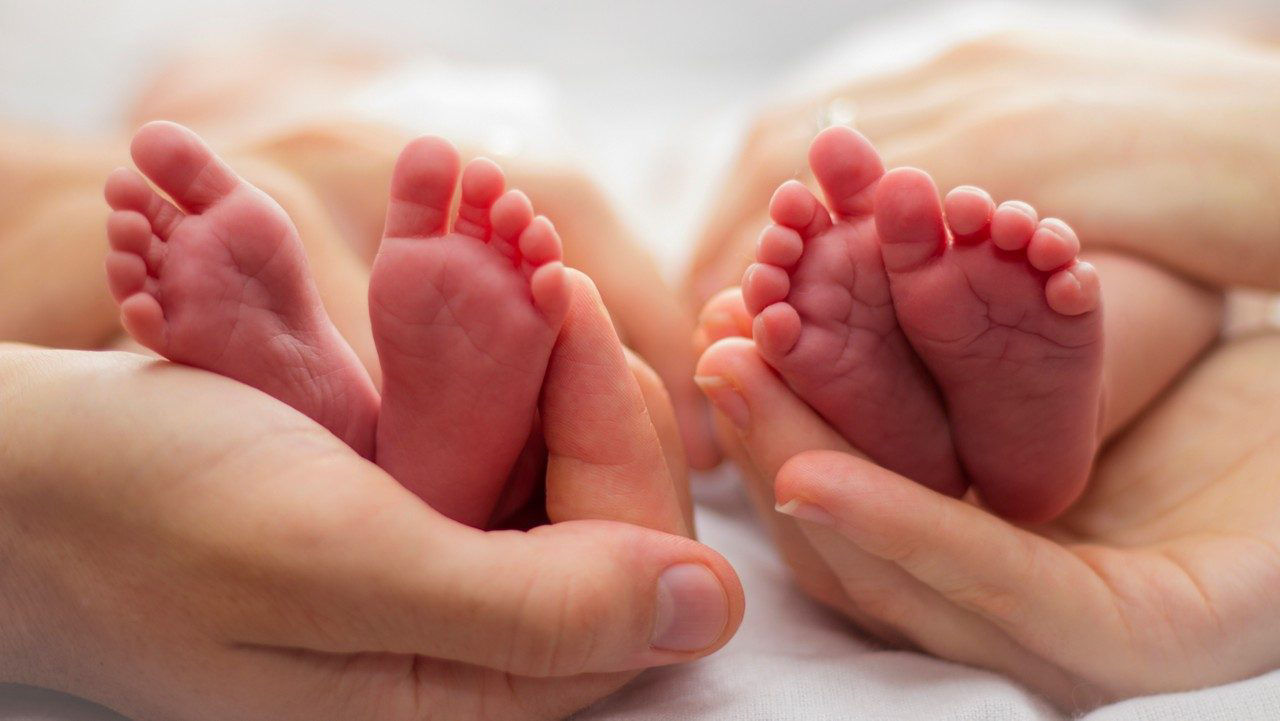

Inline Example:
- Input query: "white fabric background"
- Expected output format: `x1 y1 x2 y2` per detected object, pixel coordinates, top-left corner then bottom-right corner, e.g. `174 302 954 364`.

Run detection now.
2 0 1279 718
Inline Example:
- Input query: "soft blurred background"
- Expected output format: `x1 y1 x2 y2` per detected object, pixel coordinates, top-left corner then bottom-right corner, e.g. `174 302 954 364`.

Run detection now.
3 0 1278 270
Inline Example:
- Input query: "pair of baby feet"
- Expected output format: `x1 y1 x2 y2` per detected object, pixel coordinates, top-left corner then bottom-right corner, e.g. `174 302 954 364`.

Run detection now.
105 122 567 527
739 126 1103 522
105 122 1104 525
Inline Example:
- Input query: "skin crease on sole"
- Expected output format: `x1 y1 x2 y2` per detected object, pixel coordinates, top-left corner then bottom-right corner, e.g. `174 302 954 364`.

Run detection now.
741 126 966 498
874 158 1103 523
744 126 1104 522
104 120 381 458
107 122 570 530
369 135 571 528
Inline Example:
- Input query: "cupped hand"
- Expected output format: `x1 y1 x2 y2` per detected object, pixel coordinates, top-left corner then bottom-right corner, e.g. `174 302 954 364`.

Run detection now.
0 273 742 721
694 288 1280 710
685 25 1280 308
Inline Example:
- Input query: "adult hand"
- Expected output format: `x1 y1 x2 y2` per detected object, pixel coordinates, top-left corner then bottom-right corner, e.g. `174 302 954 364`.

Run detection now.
0 274 742 721
685 25 1280 307
695 288 1280 710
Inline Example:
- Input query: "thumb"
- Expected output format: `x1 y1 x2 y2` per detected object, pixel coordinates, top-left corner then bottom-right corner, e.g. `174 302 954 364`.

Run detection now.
242 463 744 678
438 519 744 676
773 449 1132 673
358 515 743 677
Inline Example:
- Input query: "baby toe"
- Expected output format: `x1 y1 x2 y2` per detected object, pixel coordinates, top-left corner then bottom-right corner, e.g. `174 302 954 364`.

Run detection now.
943 186 994 243
756 224 804 268
1045 261 1101 316
1027 218 1081 271
742 262 791 316
518 216 563 267
753 302 803 358
989 200 1038 251
769 181 832 238
456 157 506 239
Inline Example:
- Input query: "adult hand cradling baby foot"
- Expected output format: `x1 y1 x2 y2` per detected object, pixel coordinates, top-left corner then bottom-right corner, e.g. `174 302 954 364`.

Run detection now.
698 304 1280 707
682 25 1280 710
0 271 742 721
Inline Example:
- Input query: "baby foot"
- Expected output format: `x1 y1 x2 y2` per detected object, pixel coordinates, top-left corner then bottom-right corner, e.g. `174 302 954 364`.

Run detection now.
104 121 379 456
370 137 569 528
741 127 965 496
876 170 1103 522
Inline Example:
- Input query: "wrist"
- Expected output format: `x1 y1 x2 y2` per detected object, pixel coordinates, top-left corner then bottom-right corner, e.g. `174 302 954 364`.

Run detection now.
0 513 39 685
0 348 65 687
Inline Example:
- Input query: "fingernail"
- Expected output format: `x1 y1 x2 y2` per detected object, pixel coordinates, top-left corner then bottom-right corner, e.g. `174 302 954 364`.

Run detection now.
693 375 749 429
651 564 729 652
775 499 836 527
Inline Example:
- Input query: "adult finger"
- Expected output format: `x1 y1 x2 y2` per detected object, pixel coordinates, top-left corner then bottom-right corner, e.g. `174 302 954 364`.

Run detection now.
695 337 854 478
693 286 753 355
687 208 773 313
691 339 1082 702
626 348 694 532
541 269 689 535
606 273 720 471
695 334 882 625
774 449 1136 678
512 167 721 469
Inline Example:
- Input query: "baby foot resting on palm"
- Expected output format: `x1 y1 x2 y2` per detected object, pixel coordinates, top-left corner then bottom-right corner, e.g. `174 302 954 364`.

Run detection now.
878 167 1103 520
745 126 1103 521
105 122 569 528
370 136 569 527
740 130 964 497
104 121 380 456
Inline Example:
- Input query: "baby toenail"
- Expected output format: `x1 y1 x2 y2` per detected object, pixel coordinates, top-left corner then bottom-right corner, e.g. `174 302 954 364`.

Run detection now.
694 375 749 429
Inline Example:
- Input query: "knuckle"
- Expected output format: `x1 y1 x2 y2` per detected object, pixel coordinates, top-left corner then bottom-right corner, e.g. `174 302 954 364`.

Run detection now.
945 576 1025 625
508 560 614 676
852 586 912 629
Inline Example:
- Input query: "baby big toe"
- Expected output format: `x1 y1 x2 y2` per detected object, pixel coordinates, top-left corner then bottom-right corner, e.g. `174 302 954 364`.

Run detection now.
808 125 886 217
385 136 462 238
874 167 947 273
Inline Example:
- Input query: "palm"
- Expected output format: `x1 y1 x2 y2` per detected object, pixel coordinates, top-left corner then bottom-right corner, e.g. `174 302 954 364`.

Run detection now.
828 335 1280 705
711 328 1280 710
1037 351 1280 695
